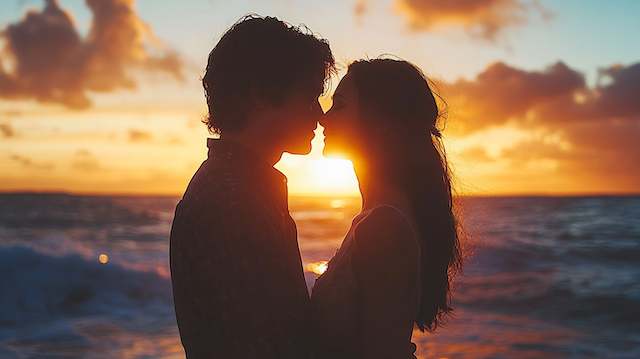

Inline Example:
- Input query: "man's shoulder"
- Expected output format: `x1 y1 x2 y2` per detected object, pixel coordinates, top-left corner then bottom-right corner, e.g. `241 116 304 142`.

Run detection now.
179 162 272 229
170 162 251 251
182 159 242 206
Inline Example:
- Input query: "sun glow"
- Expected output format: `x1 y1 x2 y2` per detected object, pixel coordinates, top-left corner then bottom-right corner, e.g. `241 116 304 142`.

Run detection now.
310 157 357 188
275 125 360 196
305 261 329 275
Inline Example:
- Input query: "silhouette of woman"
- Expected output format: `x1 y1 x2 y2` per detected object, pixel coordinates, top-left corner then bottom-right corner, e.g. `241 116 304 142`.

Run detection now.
311 58 462 358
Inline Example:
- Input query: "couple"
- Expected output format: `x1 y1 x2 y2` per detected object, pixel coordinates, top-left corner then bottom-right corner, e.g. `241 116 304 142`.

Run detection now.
170 15 461 359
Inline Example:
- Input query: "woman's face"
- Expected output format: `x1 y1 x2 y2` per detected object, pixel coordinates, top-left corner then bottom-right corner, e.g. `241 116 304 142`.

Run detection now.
320 74 364 159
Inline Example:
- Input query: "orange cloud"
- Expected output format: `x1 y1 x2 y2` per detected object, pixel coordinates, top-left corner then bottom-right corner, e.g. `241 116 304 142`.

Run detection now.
9 154 54 170
394 0 547 40
354 0 369 20
0 0 183 109
128 129 153 142
445 60 640 191
460 146 494 162
443 61 585 134
0 123 14 138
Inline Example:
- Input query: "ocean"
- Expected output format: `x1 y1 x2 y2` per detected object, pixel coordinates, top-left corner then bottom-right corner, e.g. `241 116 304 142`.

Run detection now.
0 194 638 358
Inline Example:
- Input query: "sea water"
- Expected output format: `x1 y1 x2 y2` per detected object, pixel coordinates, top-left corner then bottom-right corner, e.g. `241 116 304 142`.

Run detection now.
0 194 638 358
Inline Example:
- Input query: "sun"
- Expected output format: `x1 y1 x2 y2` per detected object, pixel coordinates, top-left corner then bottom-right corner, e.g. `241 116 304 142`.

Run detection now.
310 157 357 188
275 125 360 196
277 155 359 196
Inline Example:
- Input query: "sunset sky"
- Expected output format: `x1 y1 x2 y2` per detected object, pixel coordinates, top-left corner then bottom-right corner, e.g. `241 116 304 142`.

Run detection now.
1 0 639 196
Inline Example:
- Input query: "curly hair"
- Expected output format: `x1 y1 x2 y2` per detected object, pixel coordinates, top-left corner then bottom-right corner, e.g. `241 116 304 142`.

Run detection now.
202 15 335 134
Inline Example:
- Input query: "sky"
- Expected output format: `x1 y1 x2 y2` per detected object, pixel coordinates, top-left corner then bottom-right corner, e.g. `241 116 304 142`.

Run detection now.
1 0 639 196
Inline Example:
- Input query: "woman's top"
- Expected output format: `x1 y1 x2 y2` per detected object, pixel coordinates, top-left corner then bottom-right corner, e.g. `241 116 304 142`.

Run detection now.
310 205 420 358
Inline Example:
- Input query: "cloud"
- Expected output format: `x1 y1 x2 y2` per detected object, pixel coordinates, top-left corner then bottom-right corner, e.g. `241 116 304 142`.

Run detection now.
9 154 54 170
393 0 548 41
354 0 368 19
444 60 640 132
590 63 640 120
459 146 494 162
2 110 23 118
128 129 153 142
499 138 568 166
72 149 100 171
446 60 640 190
166 135 184 145
443 61 585 134
0 123 14 138
0 0 183 109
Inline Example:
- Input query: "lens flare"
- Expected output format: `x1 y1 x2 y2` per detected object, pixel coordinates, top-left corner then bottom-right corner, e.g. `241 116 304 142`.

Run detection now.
98 253 109 264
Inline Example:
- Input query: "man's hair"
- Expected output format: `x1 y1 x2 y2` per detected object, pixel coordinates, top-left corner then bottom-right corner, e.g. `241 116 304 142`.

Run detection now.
202 15 335 134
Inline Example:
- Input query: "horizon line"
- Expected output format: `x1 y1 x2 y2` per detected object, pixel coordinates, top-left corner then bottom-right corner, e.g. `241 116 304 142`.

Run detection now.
1 190 639 198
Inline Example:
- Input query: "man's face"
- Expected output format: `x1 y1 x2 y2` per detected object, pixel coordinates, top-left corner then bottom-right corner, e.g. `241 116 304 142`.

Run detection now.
268 83 324 155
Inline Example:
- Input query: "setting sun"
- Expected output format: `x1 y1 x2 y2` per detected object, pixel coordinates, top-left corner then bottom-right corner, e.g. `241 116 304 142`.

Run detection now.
275 126 360 196
310 158 357 189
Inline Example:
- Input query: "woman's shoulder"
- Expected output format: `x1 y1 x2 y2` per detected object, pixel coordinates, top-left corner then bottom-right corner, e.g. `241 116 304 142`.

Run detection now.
356 205 415 237
353 205 420 262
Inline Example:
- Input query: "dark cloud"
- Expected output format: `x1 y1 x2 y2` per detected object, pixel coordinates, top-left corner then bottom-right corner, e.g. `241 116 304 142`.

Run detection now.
444 60 640 132
447 60 640 190
128 129 153 142
0 123 14 138
590 63 640 120
0 0 183 109
443 61 585 134
393 0 548 41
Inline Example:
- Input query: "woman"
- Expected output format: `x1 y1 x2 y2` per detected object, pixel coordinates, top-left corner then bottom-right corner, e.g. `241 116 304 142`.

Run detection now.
311 58 462 358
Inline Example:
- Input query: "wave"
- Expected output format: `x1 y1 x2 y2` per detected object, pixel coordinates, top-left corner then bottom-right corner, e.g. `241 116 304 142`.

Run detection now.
455 268 640 330
0 194 177 230
0 246 173 327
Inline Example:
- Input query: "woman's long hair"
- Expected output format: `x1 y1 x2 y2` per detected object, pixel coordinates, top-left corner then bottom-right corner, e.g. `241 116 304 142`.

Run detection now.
347 58 462 332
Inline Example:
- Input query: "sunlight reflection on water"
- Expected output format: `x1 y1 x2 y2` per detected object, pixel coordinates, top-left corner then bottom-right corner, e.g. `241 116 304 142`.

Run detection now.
305 260 329 275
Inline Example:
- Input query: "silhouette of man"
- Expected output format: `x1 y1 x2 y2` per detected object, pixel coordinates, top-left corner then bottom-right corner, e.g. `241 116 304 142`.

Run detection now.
169 15 334 358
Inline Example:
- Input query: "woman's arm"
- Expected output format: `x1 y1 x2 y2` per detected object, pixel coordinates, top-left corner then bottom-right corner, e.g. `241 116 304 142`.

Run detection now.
352 206 421 359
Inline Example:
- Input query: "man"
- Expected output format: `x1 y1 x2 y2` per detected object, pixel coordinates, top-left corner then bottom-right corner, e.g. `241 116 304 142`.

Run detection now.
169 15 334 358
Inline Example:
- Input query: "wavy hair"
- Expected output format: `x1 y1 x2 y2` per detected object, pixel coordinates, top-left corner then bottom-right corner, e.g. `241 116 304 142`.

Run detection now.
347 58 463 332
